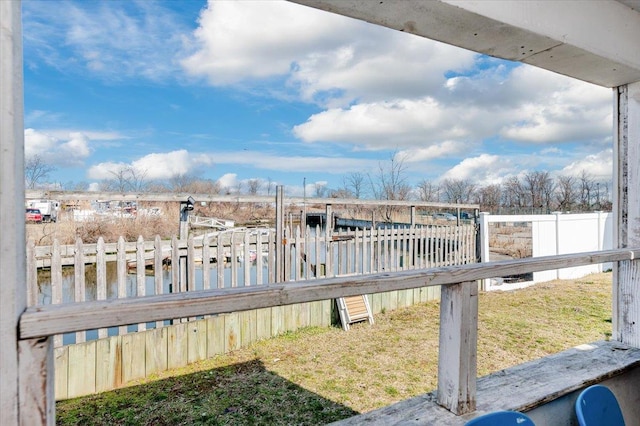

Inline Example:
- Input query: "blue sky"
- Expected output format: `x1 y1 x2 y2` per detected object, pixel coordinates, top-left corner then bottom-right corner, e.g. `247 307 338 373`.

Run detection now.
22 0 614 196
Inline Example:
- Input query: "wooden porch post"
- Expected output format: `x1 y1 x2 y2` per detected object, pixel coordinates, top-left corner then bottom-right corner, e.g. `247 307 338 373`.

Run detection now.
2 1 53 424
437 281 478 414
613 82 640 346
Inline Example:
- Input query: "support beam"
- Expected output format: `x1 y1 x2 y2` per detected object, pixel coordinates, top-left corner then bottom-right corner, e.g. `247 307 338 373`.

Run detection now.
614 81 640 345
291 0 640 87
437 281 478 414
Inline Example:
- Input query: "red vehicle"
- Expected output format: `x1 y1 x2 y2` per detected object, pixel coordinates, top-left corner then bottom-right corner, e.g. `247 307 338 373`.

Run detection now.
25 208 43 223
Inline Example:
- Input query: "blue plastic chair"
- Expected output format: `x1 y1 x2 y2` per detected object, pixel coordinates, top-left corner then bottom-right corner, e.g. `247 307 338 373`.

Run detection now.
466 410 535 425
575 384 625 426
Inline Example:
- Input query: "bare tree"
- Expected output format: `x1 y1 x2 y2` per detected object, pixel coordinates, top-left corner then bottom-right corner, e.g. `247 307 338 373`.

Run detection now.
369 152 412 201
64 180 89 191
416 179 440 202
266 177 274 196
329 188 351 198
102 165 148 193
578 170 595 211
247 179 261 195
191 179 221 195
25 155 56 189
314 182 327 198
502 176 526 211
476 184 501 213
168 173 196 193
440 178 476 204
343 172 365 199
165 174 223 195
556 175 577 212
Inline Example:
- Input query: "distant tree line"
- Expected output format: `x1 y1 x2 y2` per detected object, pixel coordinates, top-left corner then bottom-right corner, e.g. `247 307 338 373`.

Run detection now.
31 158 611 214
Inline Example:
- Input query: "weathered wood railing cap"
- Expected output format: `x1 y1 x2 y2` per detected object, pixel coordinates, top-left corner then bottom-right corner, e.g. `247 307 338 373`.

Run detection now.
19 248 640 340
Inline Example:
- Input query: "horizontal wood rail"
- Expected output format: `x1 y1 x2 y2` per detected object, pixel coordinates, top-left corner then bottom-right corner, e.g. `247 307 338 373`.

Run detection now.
19 248 640 340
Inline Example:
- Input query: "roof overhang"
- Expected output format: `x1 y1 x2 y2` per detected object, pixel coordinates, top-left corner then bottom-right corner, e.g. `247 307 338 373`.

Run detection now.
291 0 640 88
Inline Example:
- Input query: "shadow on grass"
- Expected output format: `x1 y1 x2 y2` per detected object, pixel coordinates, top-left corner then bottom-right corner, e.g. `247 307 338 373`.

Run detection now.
56 359 359 425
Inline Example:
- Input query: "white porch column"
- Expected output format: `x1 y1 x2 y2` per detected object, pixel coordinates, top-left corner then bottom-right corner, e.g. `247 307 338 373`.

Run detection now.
1 0 24 422
1 2 54 424
613 82 640 346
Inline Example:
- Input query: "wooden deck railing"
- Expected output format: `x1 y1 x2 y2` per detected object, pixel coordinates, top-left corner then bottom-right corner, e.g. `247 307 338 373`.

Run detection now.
27 224 476 346
18 247 640 416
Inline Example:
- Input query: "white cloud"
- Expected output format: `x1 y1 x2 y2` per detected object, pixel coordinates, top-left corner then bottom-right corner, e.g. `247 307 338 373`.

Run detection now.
397 141 470 163
25 129 94 167
131 150 212 180
184 1 611 155
87 149 213 181
86 148 376 182
22 1 192 82
183 0 476 106
494 66 611 144
560 149 613 180
217 173 238 190
86 161 127 180
208 151 375 174
440 154 517 186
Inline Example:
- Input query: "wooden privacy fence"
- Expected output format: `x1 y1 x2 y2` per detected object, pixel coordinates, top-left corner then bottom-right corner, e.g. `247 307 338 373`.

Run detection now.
26 223 476 399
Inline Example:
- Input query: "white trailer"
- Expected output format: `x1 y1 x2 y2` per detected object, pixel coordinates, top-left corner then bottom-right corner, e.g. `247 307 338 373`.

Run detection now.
27 199 60 222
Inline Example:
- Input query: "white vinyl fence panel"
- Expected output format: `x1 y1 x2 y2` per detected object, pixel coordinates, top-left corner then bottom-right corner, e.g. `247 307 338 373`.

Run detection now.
481 212 612 290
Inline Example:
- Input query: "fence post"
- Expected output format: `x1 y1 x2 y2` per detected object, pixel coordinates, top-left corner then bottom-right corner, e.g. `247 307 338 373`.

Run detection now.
325 204 333 277
437 281 478 415
478 212 490 290
275 185 284 282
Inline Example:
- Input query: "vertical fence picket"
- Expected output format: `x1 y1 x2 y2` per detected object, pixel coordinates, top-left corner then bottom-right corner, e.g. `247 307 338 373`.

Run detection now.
230 231 238 287
136 236 146 332
438 226 444 266
284 226 291 281
51 239 62 347
244 231 251 286
447 226 452 265
408 226 415 270
295 226 302 281
216 234 225 288
270 230 277 283
187 235 196 322
74 238 86 343
304 225 313 280
314 225 322 278
171 236 180 294
96 238 108 339
369 227 375 274
354 228 360 275
154 235 164 328
337 229 343 276
202 235 210 290
26 239 37 307
325 224 333 278
117 237 127 336
256 231 264 285
376 228 382 272
188 235 196 291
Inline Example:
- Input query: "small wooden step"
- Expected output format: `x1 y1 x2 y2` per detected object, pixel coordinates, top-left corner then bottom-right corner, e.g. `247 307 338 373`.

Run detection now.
336 295 374 330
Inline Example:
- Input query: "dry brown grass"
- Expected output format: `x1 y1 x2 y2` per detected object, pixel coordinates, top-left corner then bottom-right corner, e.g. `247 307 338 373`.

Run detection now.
57 273 613 425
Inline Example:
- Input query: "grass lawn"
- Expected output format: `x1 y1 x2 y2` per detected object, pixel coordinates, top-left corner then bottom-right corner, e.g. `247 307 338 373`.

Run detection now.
56 272 613 425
